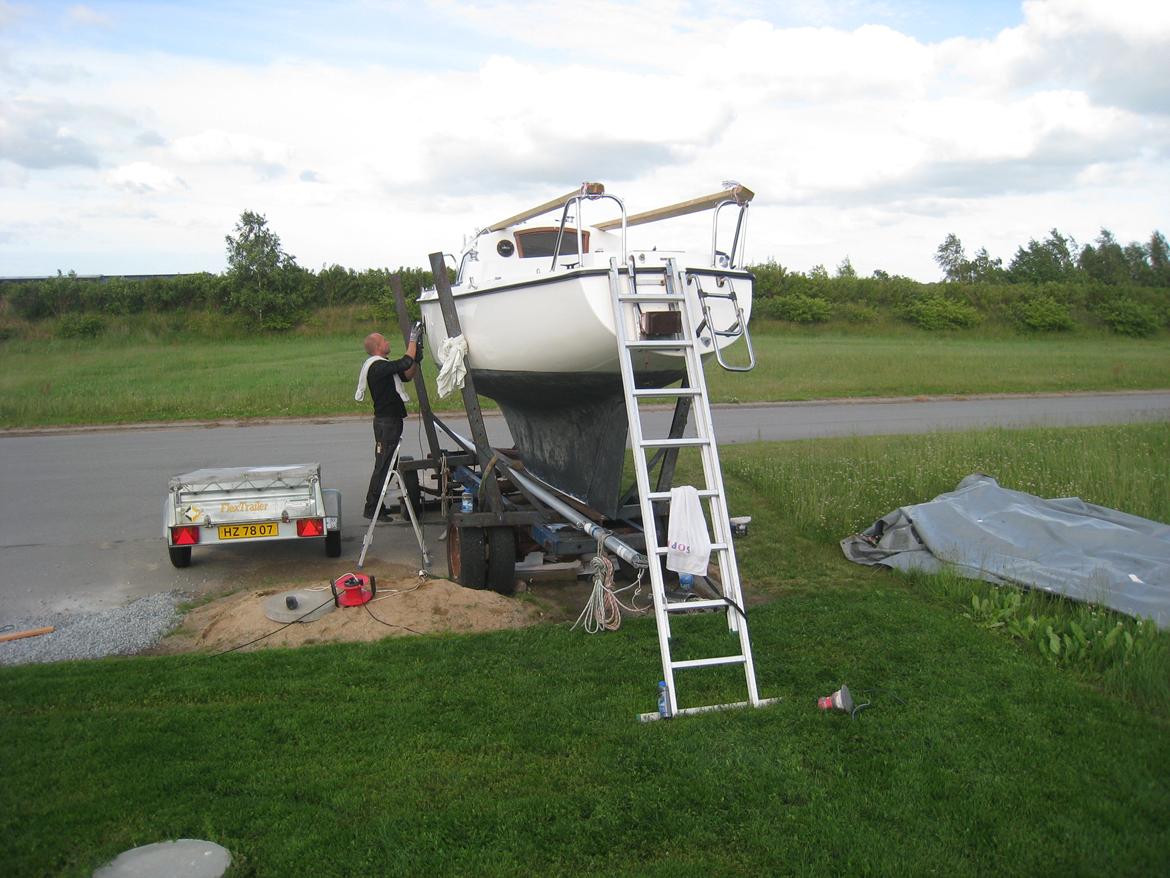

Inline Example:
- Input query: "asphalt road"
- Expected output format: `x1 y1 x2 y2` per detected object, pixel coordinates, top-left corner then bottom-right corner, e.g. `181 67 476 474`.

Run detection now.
2 391 1168 619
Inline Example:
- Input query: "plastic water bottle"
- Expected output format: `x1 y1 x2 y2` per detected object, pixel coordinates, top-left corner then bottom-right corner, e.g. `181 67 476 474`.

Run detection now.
461 486 474 513
679 573 694 591
657 680 669 718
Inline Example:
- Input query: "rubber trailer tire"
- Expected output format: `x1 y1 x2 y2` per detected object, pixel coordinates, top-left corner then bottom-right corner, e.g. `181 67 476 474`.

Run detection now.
447 522 486 589
487 527 517 595
168 545 192 569
324 530 342 558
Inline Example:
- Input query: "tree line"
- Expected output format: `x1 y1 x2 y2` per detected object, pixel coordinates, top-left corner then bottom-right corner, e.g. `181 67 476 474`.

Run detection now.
749 226 1169 337
2 211 436 332
933 229 1170 287
2 213 1167 339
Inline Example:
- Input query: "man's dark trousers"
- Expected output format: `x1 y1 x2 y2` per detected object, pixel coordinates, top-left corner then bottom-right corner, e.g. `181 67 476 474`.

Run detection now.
364 416 404 517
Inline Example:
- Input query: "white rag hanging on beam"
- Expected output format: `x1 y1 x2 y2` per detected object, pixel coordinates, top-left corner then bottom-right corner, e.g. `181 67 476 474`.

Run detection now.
666 485 712 575
437 335 469 398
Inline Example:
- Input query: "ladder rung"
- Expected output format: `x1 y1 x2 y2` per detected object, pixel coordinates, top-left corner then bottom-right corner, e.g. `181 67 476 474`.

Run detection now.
652 542 729 554
626 339 693 350
646 489 718 500
631 388 701 397
672 655 746 670
637 438 710 449
665 598 727 612
638 698 780 722
617 293 684 303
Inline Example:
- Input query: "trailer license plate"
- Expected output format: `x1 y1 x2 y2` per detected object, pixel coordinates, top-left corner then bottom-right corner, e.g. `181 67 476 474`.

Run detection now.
218 522 279 540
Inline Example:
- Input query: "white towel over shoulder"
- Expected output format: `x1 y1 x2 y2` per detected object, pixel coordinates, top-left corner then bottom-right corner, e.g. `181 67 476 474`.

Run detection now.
355 355 410 404
666 485 712 575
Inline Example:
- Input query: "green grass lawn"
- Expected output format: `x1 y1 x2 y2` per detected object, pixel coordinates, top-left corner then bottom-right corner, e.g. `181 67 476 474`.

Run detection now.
2 328 1169 427
2 595 1168 877
3 423 1169 876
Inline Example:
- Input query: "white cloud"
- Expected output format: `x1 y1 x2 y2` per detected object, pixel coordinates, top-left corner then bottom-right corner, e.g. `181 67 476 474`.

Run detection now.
0 0 23 29
0 1 1167 278
105 161 187 193
171 129 293 170
66 4 112 28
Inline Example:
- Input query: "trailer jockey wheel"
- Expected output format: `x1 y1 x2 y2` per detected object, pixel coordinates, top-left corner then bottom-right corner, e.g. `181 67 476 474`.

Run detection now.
447 522 486 589
487 527 517 595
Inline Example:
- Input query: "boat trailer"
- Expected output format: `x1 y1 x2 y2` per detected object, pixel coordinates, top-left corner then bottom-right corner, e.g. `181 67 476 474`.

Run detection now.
384 270 652 594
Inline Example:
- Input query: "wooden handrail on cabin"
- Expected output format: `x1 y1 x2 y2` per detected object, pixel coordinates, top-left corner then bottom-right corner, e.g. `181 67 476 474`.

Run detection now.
594 184 754 231
486 182 605 232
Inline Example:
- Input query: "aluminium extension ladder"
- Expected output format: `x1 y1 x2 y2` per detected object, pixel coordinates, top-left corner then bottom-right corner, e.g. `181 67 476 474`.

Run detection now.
608 256 777 721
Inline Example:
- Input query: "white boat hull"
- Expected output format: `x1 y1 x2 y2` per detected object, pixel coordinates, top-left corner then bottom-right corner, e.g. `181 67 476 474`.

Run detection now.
419 254 753 380
418 250 753 515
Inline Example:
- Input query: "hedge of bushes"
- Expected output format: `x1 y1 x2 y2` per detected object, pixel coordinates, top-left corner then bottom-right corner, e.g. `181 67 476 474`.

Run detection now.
3 260 1168 339
749 260 1170 336
0 265 435 335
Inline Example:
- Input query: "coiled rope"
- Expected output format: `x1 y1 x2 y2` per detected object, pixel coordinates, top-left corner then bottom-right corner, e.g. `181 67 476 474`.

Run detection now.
571 535 650 634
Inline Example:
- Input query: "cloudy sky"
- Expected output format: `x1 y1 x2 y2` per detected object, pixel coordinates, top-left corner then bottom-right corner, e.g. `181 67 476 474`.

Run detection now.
1 0 1167 280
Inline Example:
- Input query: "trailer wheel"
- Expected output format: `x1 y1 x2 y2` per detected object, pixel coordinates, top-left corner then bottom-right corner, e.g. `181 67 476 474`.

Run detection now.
447 522 486 589
168 546 192 569
487 527 517 595
324 530 342 558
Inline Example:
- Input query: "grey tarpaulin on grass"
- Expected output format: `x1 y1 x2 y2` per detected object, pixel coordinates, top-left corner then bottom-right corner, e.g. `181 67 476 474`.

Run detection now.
841 474 1170 628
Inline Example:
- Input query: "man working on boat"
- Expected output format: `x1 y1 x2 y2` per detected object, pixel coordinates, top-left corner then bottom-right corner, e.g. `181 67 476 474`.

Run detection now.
355 324 422 520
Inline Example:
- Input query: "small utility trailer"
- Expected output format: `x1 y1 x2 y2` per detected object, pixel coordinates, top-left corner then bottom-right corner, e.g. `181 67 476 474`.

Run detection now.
164 463 342 568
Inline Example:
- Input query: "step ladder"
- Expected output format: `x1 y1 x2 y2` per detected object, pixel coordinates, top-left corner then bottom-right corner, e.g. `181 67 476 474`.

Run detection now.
608 256 776 721
357 440 431 572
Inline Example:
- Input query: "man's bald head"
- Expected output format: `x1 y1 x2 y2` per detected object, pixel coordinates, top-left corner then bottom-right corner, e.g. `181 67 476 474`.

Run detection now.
364 332 388 356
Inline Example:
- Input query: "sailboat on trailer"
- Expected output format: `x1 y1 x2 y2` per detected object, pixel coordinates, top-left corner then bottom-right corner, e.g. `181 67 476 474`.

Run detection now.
418 182 756 517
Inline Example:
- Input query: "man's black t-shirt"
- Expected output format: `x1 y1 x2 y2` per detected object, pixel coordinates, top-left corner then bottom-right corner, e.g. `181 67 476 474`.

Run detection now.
367 356 414 419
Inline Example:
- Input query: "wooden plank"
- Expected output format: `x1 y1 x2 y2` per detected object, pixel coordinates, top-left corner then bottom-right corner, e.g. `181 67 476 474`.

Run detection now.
594 184 754 231
0 626 54 643
486 182 605 232
389 272 442 466
427 251 505 516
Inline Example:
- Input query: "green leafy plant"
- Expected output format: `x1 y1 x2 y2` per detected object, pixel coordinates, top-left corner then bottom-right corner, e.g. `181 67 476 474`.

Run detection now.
1011 295 1075 332
1095 297 1162 337
898 294 981 330
56 313 106 339
755 294 833 323
966 586 1161 672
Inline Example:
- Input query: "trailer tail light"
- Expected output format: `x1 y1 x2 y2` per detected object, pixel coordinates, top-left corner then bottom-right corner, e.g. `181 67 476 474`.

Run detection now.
171 525 200 545
296 518 324 537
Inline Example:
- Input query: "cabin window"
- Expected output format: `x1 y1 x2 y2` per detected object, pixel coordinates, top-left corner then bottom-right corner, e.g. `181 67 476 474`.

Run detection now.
497 239 515 257
514 228 590 258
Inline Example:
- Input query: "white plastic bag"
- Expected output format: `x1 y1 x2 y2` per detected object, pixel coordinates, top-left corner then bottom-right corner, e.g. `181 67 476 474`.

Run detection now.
666 485 712 575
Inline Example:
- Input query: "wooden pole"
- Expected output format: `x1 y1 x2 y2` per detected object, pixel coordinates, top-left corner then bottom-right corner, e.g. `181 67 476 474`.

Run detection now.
594 184 754 231
427 251 504 515
389 272 442 465
0 626 54 643
486 182 605 232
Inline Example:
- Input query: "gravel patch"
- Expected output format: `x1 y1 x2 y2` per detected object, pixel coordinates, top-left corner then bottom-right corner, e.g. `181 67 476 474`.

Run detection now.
0 592 184 667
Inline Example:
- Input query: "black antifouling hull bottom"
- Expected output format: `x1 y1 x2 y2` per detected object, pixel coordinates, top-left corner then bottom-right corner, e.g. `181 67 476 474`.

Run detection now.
473 369 682 518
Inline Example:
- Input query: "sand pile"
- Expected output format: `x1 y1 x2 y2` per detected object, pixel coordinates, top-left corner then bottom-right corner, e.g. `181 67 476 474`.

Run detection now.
161 565 546 654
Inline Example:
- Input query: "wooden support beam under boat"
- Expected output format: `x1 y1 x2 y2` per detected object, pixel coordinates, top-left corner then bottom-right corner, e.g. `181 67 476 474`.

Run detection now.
594 184 754 231
486 182 606 232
